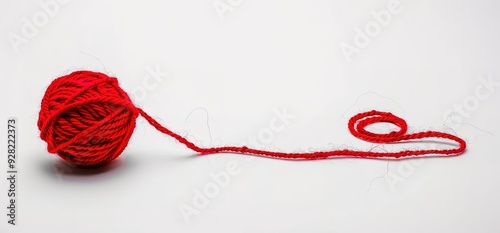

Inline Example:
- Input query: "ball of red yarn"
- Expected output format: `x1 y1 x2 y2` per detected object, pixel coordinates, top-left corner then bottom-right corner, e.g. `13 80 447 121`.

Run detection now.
38 71 139 166
38 70 466 167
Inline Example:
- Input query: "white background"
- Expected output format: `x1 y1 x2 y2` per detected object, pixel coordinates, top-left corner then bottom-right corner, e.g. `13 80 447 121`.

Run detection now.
1 0 500 232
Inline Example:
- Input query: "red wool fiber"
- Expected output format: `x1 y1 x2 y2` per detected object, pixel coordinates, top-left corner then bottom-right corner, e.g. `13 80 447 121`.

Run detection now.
38 71 466 166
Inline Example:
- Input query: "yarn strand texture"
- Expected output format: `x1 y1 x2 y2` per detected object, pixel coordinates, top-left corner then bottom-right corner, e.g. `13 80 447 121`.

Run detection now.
138 108 466 160
38 71 466 166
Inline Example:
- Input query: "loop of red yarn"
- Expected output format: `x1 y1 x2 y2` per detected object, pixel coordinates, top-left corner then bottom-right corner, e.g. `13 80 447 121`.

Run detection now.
38 71 466 166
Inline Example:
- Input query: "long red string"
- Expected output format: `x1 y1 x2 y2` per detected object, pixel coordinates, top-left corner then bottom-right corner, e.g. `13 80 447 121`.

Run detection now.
137 108 466 159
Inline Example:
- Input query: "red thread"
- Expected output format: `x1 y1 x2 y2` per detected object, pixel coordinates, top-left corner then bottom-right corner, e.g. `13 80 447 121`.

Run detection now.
38 71 466 166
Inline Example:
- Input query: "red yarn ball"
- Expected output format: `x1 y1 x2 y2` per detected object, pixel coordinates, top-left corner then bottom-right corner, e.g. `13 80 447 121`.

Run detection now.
38 71 139 166
38 70 467 167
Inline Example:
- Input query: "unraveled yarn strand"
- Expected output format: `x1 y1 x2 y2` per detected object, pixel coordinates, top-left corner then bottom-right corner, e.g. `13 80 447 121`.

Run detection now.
38 71 466 166
138 108 466 159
